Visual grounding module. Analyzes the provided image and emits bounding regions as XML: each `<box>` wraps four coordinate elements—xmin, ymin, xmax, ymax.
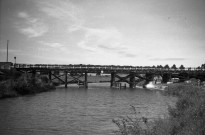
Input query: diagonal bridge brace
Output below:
<box><xmin>111</xmin><ymin>72</ymin><xmax>136</xmax><ymax>88</ymax></box>
<box><xmin>115</xmin><ymin>74</ymin><xmax>131</xmax><ymax>84</ymax></box>
<box><xmin>51</xmin><ymin>73</ymin><xmax>65</xmax><ymax>83</ymax></box>
<box><xmin>67</xmin><ymin>74</ymin><xmax>84</xmax><ymax>84</ymax></box>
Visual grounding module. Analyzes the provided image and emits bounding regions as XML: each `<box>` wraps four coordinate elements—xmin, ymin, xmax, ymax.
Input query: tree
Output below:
<box><xmin>171</xmin><ymin>64</ymin><xmax>177</xmax><ymax>69</ymax></box>
<box><xmin>196</xmin><ymin>66</ymin><xmax>201</xmax><ymax>69</ymax></box>
<box><xmin>179</xmin><ymin>65</ymin><xmax>185</xmax><ymax>70</ymax></box>
<box><xmin>164</xmin><ymin>64</ymin><xmax>170</xmax><ymax>69</ymax></box>
<box><xmin>157</xmin><ymin>65</ymin><xmax>163</xmax><ymax>68</ymax></box>
<box><xmin>201</xmin><ymin>64</ymin><xmax>205</xmax><ymax>69</ymax></box>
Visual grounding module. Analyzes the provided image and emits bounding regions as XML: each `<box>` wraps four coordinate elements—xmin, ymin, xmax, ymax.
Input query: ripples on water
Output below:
<box><xmin>0</xmin><ymin>83</ymin><xmax>176</xmax><ymax>135</ymax></box>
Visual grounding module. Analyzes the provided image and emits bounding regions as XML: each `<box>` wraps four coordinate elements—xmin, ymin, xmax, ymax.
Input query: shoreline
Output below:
<box><xmin>0</xmin><ymin>75</ymin><xmax>56</xmax><ymax>99</ymax></box>
<box><xmin>113</xmin><ymin>83</ymin><xmax>205</xmax><ymax>134</ymax></box>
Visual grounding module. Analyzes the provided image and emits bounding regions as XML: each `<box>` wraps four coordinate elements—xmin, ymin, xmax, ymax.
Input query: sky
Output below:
<box><xmin>0</xmin><ymin>0</ymin><xmax>205</xmax><ymax>67</ymax></box>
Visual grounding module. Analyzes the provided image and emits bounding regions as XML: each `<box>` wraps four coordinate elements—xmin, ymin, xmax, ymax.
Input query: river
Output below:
<box><xmin>0</xmin><ymin>83</ymin><xmax>176</xmax><ymax>135</ymax></box>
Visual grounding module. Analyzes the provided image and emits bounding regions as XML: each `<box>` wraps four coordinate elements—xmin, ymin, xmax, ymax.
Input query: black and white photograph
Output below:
<box><xmin>0</xmin><ymin>0</ymin><xmax>205</xmax><ymax>134</ymax></box>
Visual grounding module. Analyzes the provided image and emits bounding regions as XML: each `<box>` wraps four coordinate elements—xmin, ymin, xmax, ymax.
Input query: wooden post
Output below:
<box><xmin>65</xmin><ymin>71</ymin><xmax>67</xmax><ymax>88</ymax></box>
<box><xmin>129</xmin><ymin>72</ymin><xmax>135</xmax><ymax>88</ymax></box>
<box><xmin>49</xmin><ymin>71</ymin><xmax>52</xmax><ymax>83</ymax></box>
<box><xmin>32</xmin><ymin>70</ymin><xmax>36</xmax><ymax>78</ymax></box>
<box><xmin>144</xmin><ymin>73</ymin><xmax>154</xmax><ymax>87</ymax></box>
<box><xmin>110</xmin><ymin>72</ymin><xmax>115</xmax><ymax>87</ymax></box>
<box><xmin>32</xmin><ymin>70</ymin><xmax>36</xmax><ymax>85</ymax></box>
<box><xmin>84</xmin><ymin>72</ymin><xmax>88</xmax><ymax>88</ymax></box>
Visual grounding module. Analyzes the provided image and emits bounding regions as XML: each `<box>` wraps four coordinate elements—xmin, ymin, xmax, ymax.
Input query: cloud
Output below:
<box><xmin>16</xmin><ymin>11</ymin><xmax>48</xmax><ymax>38</ymax></box>
<box><xmin>39</xmin><ymin>41</ymin><xmax>64</xmax><ymax>48</ymax></box>
<box><xmin>98</xmin><ymin>44</ymin><xmax>125</xmax><ymax>50</ymax></box>
<box><xmin>37</xmin><ymin>0</ymin><xmax>78</xmax><ymax>19</ymax></box>
<box><xmin>36</xmin><ymin>0</ymin><xmax>83</xmax><ymax>33</ymax></box>
<box><xmin>117</xmin><ymin>51</ymin><xmax>137</xmax><ymax>58</ymax></box>
<box><xmin>125</xmin><ymin>54</ymin><xmax>137</xmax><ymax>58</ymax></box>
<box><xmin>78</xmin><ymin>27</ymin><xmax>126</xmax><ymax>52</ymax></box>
<box><xmin>18</xmin><ymin>12</ymin><xmax>29</xmax><ymax>18</ymax></box>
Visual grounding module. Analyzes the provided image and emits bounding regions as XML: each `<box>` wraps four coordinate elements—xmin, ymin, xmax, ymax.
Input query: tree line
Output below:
<box><xmin>150</xmin><ymin>63</ymin><xmax>205</xmax><ymax>69</ymax></box>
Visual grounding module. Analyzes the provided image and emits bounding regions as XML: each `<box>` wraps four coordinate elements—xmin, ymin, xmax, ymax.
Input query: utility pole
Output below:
<box><xmin>7</xmin><ymin>40</ymin><xmax>9</xmax><ymax>62</ymax></box>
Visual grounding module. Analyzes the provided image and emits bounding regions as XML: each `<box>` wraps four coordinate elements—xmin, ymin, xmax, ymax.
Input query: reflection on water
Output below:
<box><xmin>0</xmin><ymin>83</ymin><xmax>176</xmax><ymax>135</ymax></box>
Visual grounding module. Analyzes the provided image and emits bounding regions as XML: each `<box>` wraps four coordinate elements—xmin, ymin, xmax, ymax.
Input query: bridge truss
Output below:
<box><xmin>14</xmin><ymin>64</ymin><xmax>205</xmax><ymax>88</ymax></box>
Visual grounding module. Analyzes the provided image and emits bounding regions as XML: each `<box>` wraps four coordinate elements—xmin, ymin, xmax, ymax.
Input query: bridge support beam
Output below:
<box><xmin>49</xmin><ymin>71</ymin><xmax>52</xmax><ymax>83</ymax></box>
<box><xmin>84</xmin><ymin>72</ymin><xmax>88</xmax><ymax>88</ymax></box>
<box><xmin>66</xmin><ymin>73</ymin><xmax>88</xmax><ymax>88</ymax></box>
<box><xmin>110</xmin><ymin>72</ymin><xmax>116</xmax><ymax>87</ymax></box>
<box><xmin>129</xmin><ymin>72</ymin><xmax>135</xmax><ymax>88</ymax></box>
<box><xmin>31</xmin><ymin>70</ymin><xmax>36</xmax><ymax>85</ymax></box>
<box><xmin>65</xmin><ymin>71</ymin><xmax>68</xmax><ymax>88</ymax></box>
<box><xmin>144</xmin><ymin>73</ymin><xmax>154</xmax><ymax>85</ymax></box>
<box><xmin>110</xmin><ymin>72</ymin><xmax>136</xmax><ymax>89</ymax></box>
<box><xmin>32</xmin><ymin>70</ymin><xmax>36</xmax><ymax>78</ymax></box>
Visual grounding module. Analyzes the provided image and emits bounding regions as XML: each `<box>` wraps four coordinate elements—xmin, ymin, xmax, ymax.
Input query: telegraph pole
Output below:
<box><xmin>7</xmin><ymin>40</ymin><xmax>9</xmax><ymax>62</ymax></box>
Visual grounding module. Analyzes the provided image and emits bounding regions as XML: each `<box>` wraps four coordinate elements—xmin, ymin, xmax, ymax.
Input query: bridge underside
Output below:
<box><xmin>15</xmin><ymin>68</ymin><xmax>205</xmax><ymax>88</ymax></box>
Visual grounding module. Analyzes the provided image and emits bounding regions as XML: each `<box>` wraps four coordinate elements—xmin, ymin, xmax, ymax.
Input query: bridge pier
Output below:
<box><xmin>65</xmin><ymin>72</ymin><xmax>88</xmax><ymax>88</ymax></box>
<box><xmin>110</xmin><ymin>72</ymin><xmax>136</xmax><ymax>88</ymax></box>
<box><xmin>31</xmin><ymin>69</ymin><xmax>36</xmax><ymax>85</ymax></box>
<box><xmin>65</xmin><ymin>71</ymin><xmax>68</xmax><ymax>88</ymax></box>
<box><xmin>32</xmin><ymin>69</ymin><xmax>36</xmax><ymax>78</ymax></box>
<box><xmin>110</xmin><ymin>72</ymin><xmax>116</xmax><ymax>87</ymax></box>
<box><xmin>84</xmin><ymin>72</ymin><xmax>88</xmax><ymax>88</ymax></box>
<box><xmin>144</xmin><ymin>73</ymin><xmax>154</xmax><ymax>85</ymax></box>
<box><xmin>129</xmin><ymin>72</ymin><xmax>135</xmax><ymax>88</ymax></box>
<box><xmin>48</xmin><ymin>71</ymin><xmax>52</xmax><ymax>83</ymax></box>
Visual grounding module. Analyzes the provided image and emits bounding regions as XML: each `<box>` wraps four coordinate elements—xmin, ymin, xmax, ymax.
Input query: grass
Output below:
<box><xmin>113</xmin><ymin>83</ymin><xmax>205</xmax><ymax>135</ymax></box>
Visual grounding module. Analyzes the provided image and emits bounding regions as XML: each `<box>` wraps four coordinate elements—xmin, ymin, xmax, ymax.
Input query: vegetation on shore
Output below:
<box><xmin>0</xmin><ymin>70</ymin><xmax>55</xmax><ymax>99</ymax></box>
<box><xmin>113</xmin><ymin>83</ymin><xmax>205</xmax><ymax>135</ymax></box>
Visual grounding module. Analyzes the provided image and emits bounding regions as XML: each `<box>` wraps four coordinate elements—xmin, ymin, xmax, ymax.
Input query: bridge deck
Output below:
<box><xmin>14</xmin><ymin>64</ymin><xmax>205</xmax><ymax>74</ymax></box>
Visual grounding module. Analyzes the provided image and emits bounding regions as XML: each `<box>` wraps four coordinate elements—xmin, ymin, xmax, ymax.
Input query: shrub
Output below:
<box><xmin>0</xmin><ymin>73</ymin><xmax>55</xmax><ymax>98</ymax></box>
<box><xmin>41</xmin><ymin>75</ymin><xmax>49</xmax><ymax>83</ymax></box>
<box><xmin>0</xmin><ymin>80</ymin><xmax>18</xmax><ymax>98</ymax></box>
<box><xmin>113</xmin><ymin>84</ymin><xmax>205</xmax><ymax>135</ymax></box>
<box><xmin>113</xmin><ymin>106</ymin><xmax>153</xmax><ymax>135</ymax></box>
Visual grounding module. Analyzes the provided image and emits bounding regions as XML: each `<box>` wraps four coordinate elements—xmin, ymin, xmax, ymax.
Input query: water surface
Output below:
<box><xmin>0</xmin><ymin>83</ymin><xmax>176</xmax><ymax>135</ymax></box>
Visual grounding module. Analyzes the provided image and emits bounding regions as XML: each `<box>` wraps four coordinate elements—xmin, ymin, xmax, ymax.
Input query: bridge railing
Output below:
<box><xmin>13</xmin><ymin>63</ymin><xmax>205</xmax><ymax>72</ymax></box>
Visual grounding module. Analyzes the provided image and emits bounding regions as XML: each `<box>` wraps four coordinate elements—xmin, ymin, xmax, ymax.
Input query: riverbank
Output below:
<box><xmin>113</xmin><ymin>83</ymin><xmax>205</xmax><ymax>135</ymax></box>
<box><xmin>0</xmin><ymin>71</ymin><xmax>55</xmax><ymax>99</ymax></box>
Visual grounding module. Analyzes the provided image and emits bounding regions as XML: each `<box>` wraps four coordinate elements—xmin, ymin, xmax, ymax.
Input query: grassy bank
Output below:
<box><xmin>0</xmin><ymin>70</ymin><xmax>55</xmax><ymax>99</ymax></box>
<box><xmin>113</xmin><ymin>83</ymin><xmax>205</xmax><ymax>135</ymax></box>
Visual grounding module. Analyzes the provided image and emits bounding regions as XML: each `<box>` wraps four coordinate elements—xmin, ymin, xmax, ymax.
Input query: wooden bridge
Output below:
<box><xmin>14</xmin><ymin>64</ymin><xmax>205</xmax><ymax>88</ymax></box>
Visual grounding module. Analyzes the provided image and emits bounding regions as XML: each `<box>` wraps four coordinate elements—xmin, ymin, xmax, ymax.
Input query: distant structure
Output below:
<box><xmin>0</xmin><ymin>62</ymin><xmax>13</xmax><ymax>69</ymax></box>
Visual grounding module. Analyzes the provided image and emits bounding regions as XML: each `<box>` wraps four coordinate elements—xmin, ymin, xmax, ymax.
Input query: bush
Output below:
<box><xmin>0</xmin><ymin>74</ymin><xmax>55</xmax><ymax>98</ymax></box>
<box><xmin>0</xmin><ymin>80</ymin><xmax>18</xmax><ymax>98</ymax></box>
<box><xmin>112</xmin><ymin>106</ymin><xmax>153</xmax><ymax>135</ymax></box>
<box><xmin>113</xmin><ymin>84</ymin><xmax>205</xmax><ymax>135</ymax></box>
<box><xmin>41</xmin><ymin>75</ymin><xmax>49</xmax><ymax>83</ymax></box>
